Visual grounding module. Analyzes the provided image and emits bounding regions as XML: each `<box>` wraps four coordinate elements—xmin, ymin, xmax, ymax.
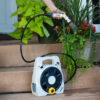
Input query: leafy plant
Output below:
<box><xmin>54</xmin><ymin>0</ymin><xmax>99</xmax><ymax>78</ymax></box>
<box><xmin>9</xmin><ymin>0</ymin><xmax>54</xmax><ymax>43</ymax></box>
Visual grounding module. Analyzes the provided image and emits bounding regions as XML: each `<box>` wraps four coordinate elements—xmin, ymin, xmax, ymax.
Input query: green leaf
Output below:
<box><xmin>22</xmin><ymin>38</ymin><xmax>28</xmax><ymax>44</ymax></box>
<box><xmin>13</xmin><ymin>22</ymin><xmax>19</xmax><ymax>27</ymax></box>
<box><xmin>29</xmin><ymin>24</ymin><xmax>44</xmax><ymax>37</ymax></box>
<box><xmin>45</xmin><ymin>6</ymin><xmax>50</xmax><ymax>12</ymax></box>
<box><xmin>24</xmin><ymin>29</ymin><xmax>31</xmax><ymax>35</ymax></box>
<box><xmin>35</xmin><ymin>17</ymin><xmax>43</xmax><ymax>26</ymax></box>
<box><xmin>9</xmin><ymin>28</ymin><xmax>22</xmax><ymax>39</ymax></box>
<box><xmin>17</xmin><ymin>7</ymin><xmax>25</xmax><ymax>14</ymax></box>
<box><xmin>22</xmin><ymin>33</ymin><xmax>33</xmax><ymax>44</ymax></box>
<box><xmin>10</xmin><ymin>11</ymin><xmax>17</xmax><ymax>17</ymax></box>
<box><xmin>41</xmin><ymin>25</ymin><xmax>50</xmax><ymax>37</ymax></box>
<box><xmin>16</xmin><ymin>0</ymin><xmax>25</xmax><ymax>6</ymax></box>
<box><xmin>24</xmin><ymin>7</ymin><xmax>33</xmax><ymax>16</ymax></box>
<box><xmin>28</xmin><ymin>19</ymin><xmax>42</xmax><ymax>30</ymax></box>
<box><xmin>28</xmin><ymin>18</ymin><xmax>44</xmax><ymax>37</ymax></box>
<box><xmin>44</xmin><ymin>17</ymin><xmax>54</xmax><ymax>26</ymax></box>
<box><xmin>19</xmin><ymin>18</ymin><xmax>27</xmax><ymax>28</ymax></box>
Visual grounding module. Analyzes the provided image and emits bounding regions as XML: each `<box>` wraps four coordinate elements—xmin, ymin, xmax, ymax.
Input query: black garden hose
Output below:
<box><xmin>20</xmin><ymin>13</ymin><xmax>78</xmax><ymax>84</ymax></box>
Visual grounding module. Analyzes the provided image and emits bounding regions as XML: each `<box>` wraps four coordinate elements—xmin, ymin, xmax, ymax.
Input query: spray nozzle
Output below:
<box><xmin>50</xmin><ymin>13</ymin><xmax>71</xmax><ymax>22</ymax></box>
<box><xmin>47</xmin><ymin>13</ymin><xmax>78</xmax><ymax>31</ymax></box>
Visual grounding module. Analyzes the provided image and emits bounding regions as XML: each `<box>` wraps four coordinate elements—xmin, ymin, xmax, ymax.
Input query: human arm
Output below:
<box><xmin>42</xmin><ymin>0</ymin><xmax>64</xmax><ymax>14</ymax></box>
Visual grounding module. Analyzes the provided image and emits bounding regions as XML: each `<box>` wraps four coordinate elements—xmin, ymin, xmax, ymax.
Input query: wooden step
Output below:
<box><xmin>0</xmin><ymin>66</ymin><xmax>100</xmax><ymax>93</ymax></box>
<box><xmin>0</xmin><ymin>41</ymin><xmax>100</xmax><ymax>68</ymax></box>
<box><xmin>0</xmin><ymin>43</ymin><xmax>62</xmax><ymax>67</ymax></box>
<box><xmin>0</xmin><ymin>88</ymin><xmax>100</xmax><ymax>100</ymax></box>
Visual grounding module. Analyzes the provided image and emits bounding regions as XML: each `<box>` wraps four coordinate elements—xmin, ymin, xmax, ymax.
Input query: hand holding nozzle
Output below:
<box><xmin>52</xmin><ymin>13</ymin><xmax>71</xmax><ymax>23</ymax></box>
<box><xmin>51</xmin><ymin>13</ymin><xmax>78</xmax><ymax>31</ymax></box>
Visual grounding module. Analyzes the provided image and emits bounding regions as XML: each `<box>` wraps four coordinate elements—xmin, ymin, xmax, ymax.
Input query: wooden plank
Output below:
<box><xmin>65</xmin><ymin>66</ymin><xmax>100</xmax><ymax>90</ymax></box>
<box><xmin>0</xmin><ymin>41</ymin><xmax>100</xmax><ymax>67</ymax></box>
<box><xmin>0</xmin><ymin>66</ymin><xmax>100</xmax><ymax>93</ymax></box>
<box><xmin>0</xmin><ymin>88</ymin><xmax>100</xmax><ymax>100</ymax></box>
<box><xmin>0</xmin><ymin>43</ymin><xmax>62</xmax><ymax>67</ymax></box>
<box><xmin>0</xmin><ymin>67</ymin><xmax>33</xmax><ymax>92</ymax></box>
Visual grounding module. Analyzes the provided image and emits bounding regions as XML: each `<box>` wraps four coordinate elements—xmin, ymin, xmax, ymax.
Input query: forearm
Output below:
<box><xmin>42</xmin><ymin>0</ymin><xmax>57</xmax><ymax>12</ymax></box>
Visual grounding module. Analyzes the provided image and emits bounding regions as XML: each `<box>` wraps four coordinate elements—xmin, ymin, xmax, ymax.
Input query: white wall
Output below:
<box><xmin>93</xmin><ymin>0</ymin><xmax>100</xmax><ymax>33</ymax></box>
<box><xmin>0</xmin><ymin>0</ymin><xmax>17</xmax><ymax>34</ymax></box>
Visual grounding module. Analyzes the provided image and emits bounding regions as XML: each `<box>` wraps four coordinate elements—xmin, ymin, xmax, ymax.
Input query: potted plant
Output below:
<box><xmin>54</xmin><ymin>0</ymin><xmax>98</xmax><ymax>78</ymax></box>
<box><xmin>9</xmin><ymin>0</ymin><xmax>54</xmax><ymax>44</ymax></box>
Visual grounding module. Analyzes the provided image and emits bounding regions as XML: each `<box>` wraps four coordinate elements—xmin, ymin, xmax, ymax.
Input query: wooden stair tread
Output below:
<box><xmin>0</xmin><ymin>43</ymin><xmax>62</xmax><ymax>67</ymax></box>
<box><xmin>0</xmin><ymin>66</ymin><xmax>100</xmax><ymax>93</ymax></box>
<box><xmin>0</xmin><ymin>66</ymin><xmax>33</xmax><ymax>72</ymax></box>
<box><xmin>0</xmin><ymin>67</ymin><xmax>33</xmax><ymax>93</ymax></box>
<box><xmin>0</xmin><ymin>41</ymin><xmax>100</xmax><ymax>68</ymax></box>
<box><xmin>0</xmin><ymin>88</ymin><xmax>100</xmax><ymax>100</ymax></box>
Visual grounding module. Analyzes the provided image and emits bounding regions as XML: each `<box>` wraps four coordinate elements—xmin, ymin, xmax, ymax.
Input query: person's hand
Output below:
<box><xmin>50</xmin><ymin>8</ymin><xmax>65</xmax><ymax>19</ymax></box>
<box><xmin>42</xmin><ymin>0</ymin><xmax>65</xmax><ymax>19</ymax></box>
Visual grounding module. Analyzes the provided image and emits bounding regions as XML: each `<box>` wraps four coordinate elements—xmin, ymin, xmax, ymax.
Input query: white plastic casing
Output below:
<box><xmin>31</xmin><ymin>56</ymin><xmax>64</xmax><ymax>96</ymax></box>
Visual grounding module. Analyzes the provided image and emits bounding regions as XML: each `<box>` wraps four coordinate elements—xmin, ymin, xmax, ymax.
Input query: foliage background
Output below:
<box><xmin>9</xmin><ymin>0</ymin><xmax>54</xmax><ymax>43</ymax></box>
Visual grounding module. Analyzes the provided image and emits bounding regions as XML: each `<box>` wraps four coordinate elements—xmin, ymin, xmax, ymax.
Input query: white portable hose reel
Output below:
<box><xmin>32</xmin><ymin>56</ymin><xmax>64</xmax><ymax>96</ymax></box>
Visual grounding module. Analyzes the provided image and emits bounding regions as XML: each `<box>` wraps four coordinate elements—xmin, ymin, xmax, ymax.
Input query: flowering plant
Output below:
<box><xmin>54</xmin><ymin>0</ymin><xmax>97</xmax><ymax>41</ymax></box>
<box><xmin>78</xmin><ymin>21</ymin><xmax>96</xmax><ymax>39</ymax></box>
<box><xmin>54</xmin><ymin>20</ymin><xmax>96</xmax><ymax>42</ymax></box>
<box><xmin>54</xmin><ymin>19</ymin><xmax>97</xmax><ymax>78</ymax></box>
<box><xmin>53</xmin><ymin>0</ymin><xmax>98</xmax><ymax>78</ymax></box>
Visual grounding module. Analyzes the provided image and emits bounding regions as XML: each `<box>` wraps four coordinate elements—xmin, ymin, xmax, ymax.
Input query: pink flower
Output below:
<box><xmin>82</xmin><ymin>34</ymin><xmax>86</xmax><ymax>38</ymax></box>
<box><xmin>66</xmin><ymin>27</ymin><xmax>70</xmax><ymax>31</ymax></box>
<box><xmin>54</xmin><ymin>26</ymin><xmax>59</xmax><ymax>32</ymax></box>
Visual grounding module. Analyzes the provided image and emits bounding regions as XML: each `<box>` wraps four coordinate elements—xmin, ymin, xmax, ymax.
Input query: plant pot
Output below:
<box><xmin>77</xmin><ymin>41</ymin><xmax>92</xmax><ymax>60</ymax></box>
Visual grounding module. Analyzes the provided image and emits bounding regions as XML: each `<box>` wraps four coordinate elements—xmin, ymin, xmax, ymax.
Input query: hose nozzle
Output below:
<box><xmin>47</xmin><ymin>13</ymin><xmax>78</xmax><ymax>31</ymax></box>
